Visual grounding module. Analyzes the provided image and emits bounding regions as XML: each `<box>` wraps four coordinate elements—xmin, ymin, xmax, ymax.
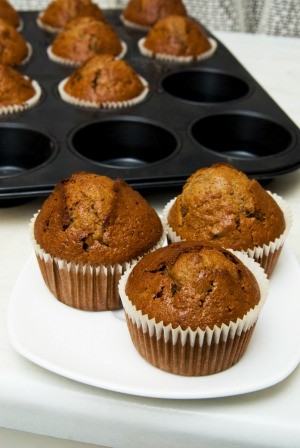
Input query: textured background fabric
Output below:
<box><xmin>10</xmin><ymin>0</ymin><xmax>300</xmax><ymax>36</ymax></box>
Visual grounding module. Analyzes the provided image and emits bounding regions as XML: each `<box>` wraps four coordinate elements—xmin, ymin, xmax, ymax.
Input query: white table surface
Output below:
<box><xmin>1</xmin><ymin>31</ymin><xmax>300</xmax><ymax>448</ymax></box>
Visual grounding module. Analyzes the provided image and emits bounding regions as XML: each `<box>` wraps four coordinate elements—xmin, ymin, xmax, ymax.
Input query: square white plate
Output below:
<box><xmin>8</xmin><ymin>246</ymin><xmax>300</xmax><ymax>399</ymax></box>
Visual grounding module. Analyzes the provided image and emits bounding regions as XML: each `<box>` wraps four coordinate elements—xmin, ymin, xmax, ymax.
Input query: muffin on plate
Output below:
<box><xmin>37</xmin><ymin>0</ymin><xmax>105</xmax><ymax>33</ymax></box>
<box><xmin>119</xmin><ymin>241</ymin><xmax>268</xmax><ymax>376</ymax></box>
<box><xmin>121</xmin><ymin>0</ymin><xmax>187</xmax><ymax>30</ymax></box>
<box><xmin>138</xmin><ymin>15</ymin><xmax>217</xmax><ymax>63</ymax></box>
<box><xmin>31</xmin><ymin>171</ymin><xmax>165</xmax><ymax>311</ymax></box>
<box><xmin>0</xmin><ymin>18</ymin><xmax>31</xmax><ymax>66</ymax></box>
<box><xmin>0</xmin><ymin>64</ymin><xmax>42</xmax><ymax>114</ymax></box>
<box><xmin>58</xmin><ymin>54</ymin><xmax>149</xmax><ymax>109</ymax></box>
<box><xmin>48</xmin><ymin>16</ymin><xmax>126</xmax><ymax>66</ymax></box>
<box><xmin>0</xmin><ymin>0</ymin><xmax>22</xmax><ymax>29</ymax></box>
<box><xmin>163</xmin><ymin>164</ymin><xmax>292</xmax><ymax>277</ymax></box>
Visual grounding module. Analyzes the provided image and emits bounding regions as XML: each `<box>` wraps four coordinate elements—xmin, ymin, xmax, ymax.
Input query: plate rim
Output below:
<box><xmin>8</xmin><ymin>247</ymin><xmax>300</xmax><ymax>400</ymax></box>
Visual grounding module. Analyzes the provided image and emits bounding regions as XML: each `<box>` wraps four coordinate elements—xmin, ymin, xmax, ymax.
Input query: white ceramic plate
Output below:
<box><xmin>8</xmin><ymin>246</ymin><xmax>300</xmax><ymax>399</ymax></box>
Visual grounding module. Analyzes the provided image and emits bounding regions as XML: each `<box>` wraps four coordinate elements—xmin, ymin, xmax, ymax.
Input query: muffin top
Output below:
<box><xmin>0</xmin><ymin>18</ymin><xmax>28</xmax><ymax>66</ymax></box>
<box><xmin>50</xmin><ymin>17</ymin><xmax>123</xmax><ymax>64</ymax></box>
<box><xmin>143</xmin><ymin>15</ymin><xmax>211</xmax><ymax>57</ymax></box>
<box><xmin>62</xmin><ymin>55</ymin><xmax>146</xmax><ymax>103</ymax></box>
<box><xmin>123</xmin><ymin>0</ymin><xmax>186</xmax><ymax>28</ymax></box>
<box><xmin>34</xmin><ymin>172</ymin><xmax>163</xmax><ymax>265</ymax></box>
<box><xmin>38</xmin><ymin>0</ymin><xmax>105</xmax><ymax>31</ymax></box>
<box><xmin>168</xmin><ymin>164</ymin><xmax>286</xmax><ymax>250</ymax></box>
<box><xmin>125</xmin><ymin>242</ymin><xmax>260</xmax><ymax>331</ymax></box>
<box><xmin>0</xmin><ymin>64</ymin><xmax>36</xmax><ymax>106</ymax></box>
<box><xmin>0</xmin><ymin>0</ymin><xmax>21</xmax><ymax>28</ymax></box>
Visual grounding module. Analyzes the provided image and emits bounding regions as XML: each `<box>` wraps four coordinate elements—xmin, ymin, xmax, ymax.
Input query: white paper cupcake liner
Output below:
<box><xmin>119</xmin><ymin>250</ymin><xmax>268</xmax><ymax>375</ymax></box>
<box><xmin>30</xmin><ymin>212</ymin><xmax>166</xmax><ymax>311</ymax></box>
<box><xmin>18</xmin><ymin>42</ymin><xmax>32</xmax><ymax>66</ymax></box>
<box><xmin>163</xmin><ymin>191</ymin><xmax>292</xmax><ymax>277</ymax></box>
<box><xmin>47</xmin><ymin>40</ymin><xmax>127</xmax><ymax>66</ymax></box>
<box><xmin>58</xmin><ymin>75</ymin><xmax>149</xmax><ymax>109</ymax></box>
<box><xmin>119</xmin><ymin>14</ymin><xmax>151</xmax><ymax>31</ymax></box>
<box><xmin>16</xmin><ymin>18</ymin><xmax>24</xmax><ymax>32</ymax></box>
<box><xmin>138</xmin><ymin>37</ymin><xmax>217</xmax><ymax>63</ymax></box>
<box><xmin>0</xmin><ymin>79</ymin><xmax>42</xmax><ymax>116</ymax></box>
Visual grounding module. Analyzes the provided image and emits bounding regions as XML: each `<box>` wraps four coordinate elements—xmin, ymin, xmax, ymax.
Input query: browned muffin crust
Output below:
<box><xmin>51</xmin><ymin>17</ymin><xmax>123</xmax><ymax>64</ymax></box>
<box><xmin>0</xmin><ymin>0</ymin><xmax>21</xmax><ymax>28</ymax></box>
<box><xmin>143</xmin><ymin>15</ymin><xmax>211</xmax><ymax>56</ymax></box>
<box><xmin>39</xmin><ymin>0</ymin><xmax>105</xmax><ymax>30</ymax></box>
<box><xmin>126</xmin><ymin>242</ymin><xmax>260</xmax><ymax>331</ymax></box>
<box><xmin>34</xmin><ymin>172</ymin><xmax>163</xmax><ymax>265</ymax></box>
<box><xmin>123</xmin><ymin>0</ymin><xmax>187</xmax><ymax>27</ymax></box>
<box><xmin>63</xmin><ymin>55</ymin><xmax>145</xmax><ymax>103</ymax></box>
<box><xmin>168</xmin><ymin>164</ymin><xmax>285</xmax><ymax>250</ymax></box>
<box><xmin>0</xmin><ymin>64</ymin><xmax>36</xmax><ymax>106</ymax></box>
<box><xmin>0</xmin><ymin>18</ymin><xmax>28</xmax><ymax>66</ymax></box>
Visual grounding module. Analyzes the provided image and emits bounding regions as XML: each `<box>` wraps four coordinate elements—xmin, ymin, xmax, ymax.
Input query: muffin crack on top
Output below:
<box><xmin>126</xmin><ymin>243</ymin><xmax>260</xmax><ymax>330</ymax></box>
<box><xmin>34</xmin><ymin>172</ymin><xmax>163</xmax><ymax>265</ymax></box>
<box><xmin>169</xmin><ymin>164</ymin><xmax>285</xmax><ymax>249</ymax></box>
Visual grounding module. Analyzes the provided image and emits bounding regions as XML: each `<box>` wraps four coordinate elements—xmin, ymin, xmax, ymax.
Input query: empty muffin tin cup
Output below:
<box><xmin>70</xmin><ymin>117</ymin><xmax>179</xmax><ymax>168</ymax></box>
<box><xmin>0</xmin><ymin>124</ymin><xmax>57</xmax><ymax>178</ymax></box>
<box><xmin>162</xmin><ymin>69</ymin><xmax>250</xmax><ymax>103</ymax></box>
<box><xmin>190</xmin><ymin>113</ymin><xmax>293</xmax><ymax>159</ymax></box>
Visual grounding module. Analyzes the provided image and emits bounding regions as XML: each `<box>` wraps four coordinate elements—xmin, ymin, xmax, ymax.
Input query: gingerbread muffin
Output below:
<box><xmin>0</xmin><ymin>0</ymin><xmax>21</xmax><ymax>28</ymax></box>
<box><xmin>139</xmin><ymin>15</ymin><xmax>217</xmax><ymax>62</ymax></box>
<box><xmin>58</xmin><ymin>54</ymin><xmax>148</xmax><ymax>108</ymax></box>
<box><xmin>48</xmin><ymin>16</ymin><xmax>126</xmax><ymax>66</ymax></box>
<box><xmin>0</xmin><ymin>64</ymin><xmax>41</xmax><ymax>114</ymax></box>
<box><xmin>32</xmin><ymin>171</ymin><xmax>165</xmax><ymax>311</ymax></box>
<box><xmin>121</xmin><ymin>0</ymin><xmax>187</xmax><ymax>30</ymax></box>
<box><xmin>119</xmin><ymin>242</ymin><xmax>268</xmax><ymax>376</ymax></box>
<box><xmin>37</xmin><ymin>0</ymin><xmax>105</xmax><ymax>33</ymax></box>
<box><xmin>164</xmin><ymin>164</ymin><xmax>292</xmax><ymax>276</ymax></box>
<box><xmin>0</xmin><ymin>18</ymin><xmax>31</xmax><ymax>66</ymax></box>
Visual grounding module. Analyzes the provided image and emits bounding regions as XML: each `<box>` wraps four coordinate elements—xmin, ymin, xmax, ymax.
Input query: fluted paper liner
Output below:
<box><xmin>138</xmin><ymin>37</ymin><xmax>217</xmax><ymax>63</ymax></box>
<box><xmin>0</xmin><ymin>79</ymin><xmax>42</xmax><ymax>116</ymax></box>
<box><xmin>20</xmin><ymin>42</ymin><xmax>33</xmax><ymax>65</ymax></box>
<box><xmin>30</xmin><ymin>213</ymin><xmax>166</xmax><ymax>311</ymax></box>
<box><xmin>119</xmin><ymin>251</ymin><xmax>269</xmax><ymax>375</ymax></box>
<box><xmin>47</xmin><ymin>41</ymin><xmax>128</xmax><ymax>66</ymax></box>
<box><xmin>163</xmin><ymin>191</ymin><xmax>292</xmax><ymax>277</ymax></box>
<box><xmin>17</xmin><ymin>19</ymin><xmax>23</xmax><ymax>32</ymax></box>
<box><xmin>58</xmin><ymin>75</ymin><xmax>149</xmax><ymax>109</ymax></box>
<box><xmin>36</xmin><ymin>13</ymin><xmax>63</xmax><ymax>33</ymax></box>
<box><xmin>119</xmin><ymin>14</ymin><xmax>151</xmax><ymax>32</ymax></box>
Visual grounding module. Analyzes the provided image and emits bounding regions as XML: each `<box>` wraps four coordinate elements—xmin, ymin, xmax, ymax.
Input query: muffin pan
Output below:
<box><xmin>0</xmin><ymin>10</ymin><xmax>299</xmax><ymax>201</ymax></box>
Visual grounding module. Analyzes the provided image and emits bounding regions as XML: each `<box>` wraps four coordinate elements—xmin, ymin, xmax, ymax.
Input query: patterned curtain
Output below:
<box><xmin>10</xmin><ymin>0</ymin><xmax>300</xmax><ymax>36</ymax></box>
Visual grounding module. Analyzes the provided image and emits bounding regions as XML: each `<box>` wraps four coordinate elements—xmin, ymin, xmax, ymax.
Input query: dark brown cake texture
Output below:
<box><xmin>168</xmin><ymin>163</ymin><xmax>285</xmax><ymax>250</ymax></box>
<box><xmin>125</xmin><ymin>242</ymin><xmax>260</xmax><ymax>330</ymax></box>
<box><xmin>0</xmin><ymin>64</ymin><xmax>37</xmax><ymax>108</ymax></box>
<box><xmin>50</xmin><ymin>17</ymin><xmax>124</xmax><ymax>65</ymax></box>
<box><xmin>0</xmin><ymin>18</ymin><xmax>29</xmax><ymax>66</ymax></box>
<box><xmin>122</xmin><ymin>0</ymin><xmax>187</xmax><ymax>29</ymax></box>
<box><xmin>60</xmin><ymin>55</ymin><xmax>147</xmax><ymax>106</ymax></box>
<box><xmin>37</xmin><ymin>0</ymin><xmax>105</xmax><ymax>32</ymax></box>
<box><xmin>34</xmin><ymin>172</ymin><xmax>163</xmax><ymax>265</ymax></box>
<box><xmin>0</xmin><ymin>0</ymin><xmax>21</xmax><ymax>28</ymax></box>
<box><xmin>142</xmin><ymin>15</ymin><xmax>212</xmax><ymax>58</ymax></box>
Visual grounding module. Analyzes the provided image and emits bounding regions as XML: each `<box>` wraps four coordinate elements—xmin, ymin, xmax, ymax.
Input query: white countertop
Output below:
<box><xmin>1</xmin><ymin>31</ymin><xmax>300</xmax><ymax>448</ymax></box>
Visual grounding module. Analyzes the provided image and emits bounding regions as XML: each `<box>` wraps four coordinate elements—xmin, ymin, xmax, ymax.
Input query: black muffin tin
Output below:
<box><xmin>0</xmin><ymin>10</ymin><xmax>299</xmax><ymax>200</ymax></box>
